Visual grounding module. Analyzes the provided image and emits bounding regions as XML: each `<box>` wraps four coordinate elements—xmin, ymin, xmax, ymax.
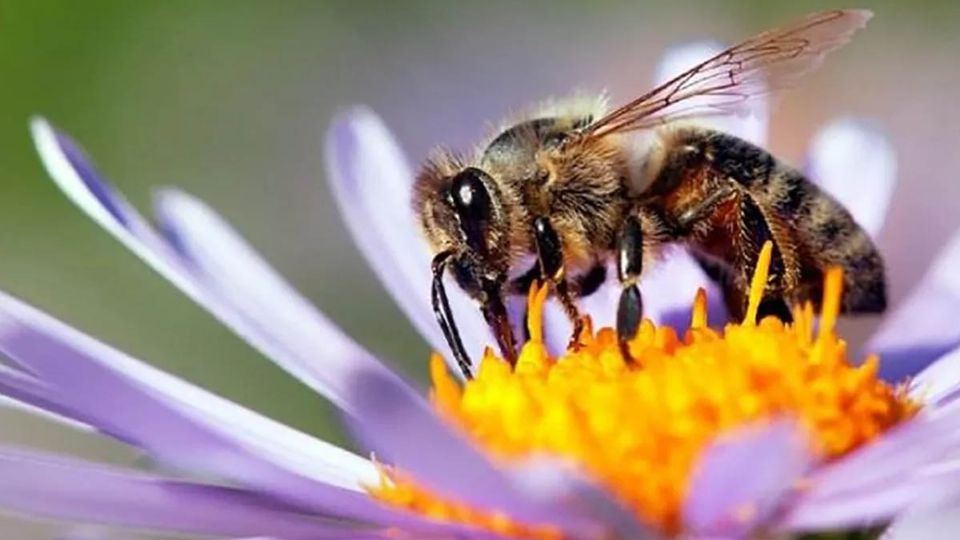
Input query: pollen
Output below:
<box><xmin>369</xmin><ymin>243</ymin><xmax>917</xmax><ymax>536</ymax></box>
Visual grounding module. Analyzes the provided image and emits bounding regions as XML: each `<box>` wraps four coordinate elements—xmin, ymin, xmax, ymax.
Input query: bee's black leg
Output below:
<box><xmin>510</xmin><ymin>263</ymin><xmax>605</xmax><ymax>343</ymax></box>
<box><xmin>616</xmin><ymin>215</ymin><xmax>645</xmax><ymax>362</ymax></box>
<box><xmin>533</xmin><ymin>217</ymin><xmax>584</xmax><ymax>348</ymax></box>
<box><xmin>431</xmin><ymin>251</ymin><xmax>473</xmax><ymax>379</ymax></box>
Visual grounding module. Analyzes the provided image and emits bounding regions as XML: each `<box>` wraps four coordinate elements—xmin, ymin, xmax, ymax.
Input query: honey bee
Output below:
<box><xmin>412</xmin><ymin>9</ymin><xmax>885</xmax><ymax>378</ymax></box>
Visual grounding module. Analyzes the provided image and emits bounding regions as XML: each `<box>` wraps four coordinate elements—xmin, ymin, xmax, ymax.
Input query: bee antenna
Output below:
<box><xmin>431</xmin><ymin>251</ymin><xmax>474</xmax><ymax>379</ymax></box>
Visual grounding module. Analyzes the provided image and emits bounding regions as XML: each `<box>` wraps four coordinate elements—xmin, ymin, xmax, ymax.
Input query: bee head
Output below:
<box><xmin>412</xmin><ymin>156</ymin><xmax>514</xmax><ymax>300</ymax></box>
<box><xmin>443</xmin><ymin>166</ymin><xmax>511</xmax><ymax>295</ymax></box>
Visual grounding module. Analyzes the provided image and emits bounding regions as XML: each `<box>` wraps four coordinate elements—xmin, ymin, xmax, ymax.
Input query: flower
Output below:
<box><xmin>2</xmin><ymin>42</ymin><xmax>960</xmax><ymax>540</ymax></box>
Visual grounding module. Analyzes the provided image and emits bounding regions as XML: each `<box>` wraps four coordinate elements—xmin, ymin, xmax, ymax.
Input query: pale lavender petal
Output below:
<box><xmin>806</xmin><ymin>119</ymin><xmax>896</xmax><ymax>239</ymax></box>
<box><xmin>684</xmin><ymin>419</ymin><xmax>812</xmax><ymax>537</ymax></box>
<box><xmin>510</xmin><ymin>459</ymin><xmax>661</xmax><ymax>540</ymax></box>
<box><xmin>781</xmin><ymin>461</ymin><xmax>960</xmax><ymax>531</ymax></box>
<box><xmin>0</xmin><ymin>446</ymin><xmax>380</xmax><ymax>539</ymax></box>
<box><xmin>33</xmin><ymin>117</ymin><xmax>424</xmax><ymax>418</ymax></box>
<box><xmin>325</xmin><ymin>108</ymin><xmax>494</xmax><ymax>373</ymax></box>
<box><xmin>153</xmin><ymin>189</ymin><xmax>424</xmax><ymax>413</ymax></box>
<box><xmin>0</xmin><ymin>395</ymin><xmax>93</xmax><ymax>433</ymax></box>
<box><xmin>884</xmin><ymin>496</ymin><xmax>960</xmax><ymax>540</ymax></box>
<box><xmin>347</xmin><ymin>370</ymin><xmax>607</xmax><ymax>537</ymax></box>
<box><xmin>790</xmin><ymin>403</ymin><xmax>960</xmax><ymax>510</ymax></box>
<box><xmin>641</xmin><ymin>249</ymin><xmax>718</xmax><ymax>327</ymax></box>
<box><xmin>910</xmin><ymin>347</ymin><xmax>960</xmax><ymax>407</ymax></box>
<box><xmin>654</xmin><ymin>41</ymin><xmax>769</xmax><ymax>145</ymax></box>
<box><xmin>30</xmin><ymin>118</ymin><xmax>526</xmax><ymax>535</ymax></box>
<box><xmin>867</xmin><ymin>229</ymin><xmax>960</xmax><ymax>381</ymax></box>
<box><xmin>0</xmin><ymin>289</ymin><xmax>425</xmax><ymax>525</ymax></box>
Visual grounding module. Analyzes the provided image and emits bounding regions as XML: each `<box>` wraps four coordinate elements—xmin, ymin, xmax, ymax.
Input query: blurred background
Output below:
<box><xmin>0</xmin><ymin>0</ymin><xmax>958</xmax><ymax>537</ymax></box>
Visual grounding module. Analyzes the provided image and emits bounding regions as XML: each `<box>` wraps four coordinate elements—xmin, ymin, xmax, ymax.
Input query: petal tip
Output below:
<box><xmin>807</xmin><ymin>117</ymin><xmax>897</xmax><ymax>237</ymax></box>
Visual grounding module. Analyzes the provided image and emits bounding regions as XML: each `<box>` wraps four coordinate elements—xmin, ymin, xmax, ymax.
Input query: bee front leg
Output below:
<box><xmin>532</xmin><ymin>216</ymin><xmax>584</xmax><ymax>348</ymax></box>
<box><xmin>616</xmin><ymin>215</ymin><xmax>645</xmax><ymax>362</ymax></box>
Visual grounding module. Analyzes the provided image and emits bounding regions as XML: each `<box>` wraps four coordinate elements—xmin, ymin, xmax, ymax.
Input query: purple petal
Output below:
<box><xmin>909</xmin><ymin>347</ymin><xmax>960</xmax><ymax>407</ymax></box>
<box><xmin>0</xmin><ymin>289</ymin><xmax>427</xmax><ymax>525</ymax></box>
<box><xmin>0</xmin><ymin>446</ymin><xmax>381</xmax><ymax>539</ymax></box>
<box><xmin>883</xmin><ymin>497</ymin><xmax>960</xmax><ymax>540</ymax></box>
<box><xmin>30</xmin><ymin>117</ymin><xmax>532</xmax><ymax>536</ymax></box>
<box><xmin>781</xmin><ymin>403</ymin><xmax>960</xmax><ymax>530</ymax></box>
<box><xmin>806</xmin><ymin>119</ymin><xmax>896</xmax><ymax>239</ymax></box>
<box><xmin>510</xmin><ymin>459</ymin><xmax>662</xmax><ymax>540</ymax></box>
<box><xmin>346</xmin><ymin>370</ymin><xmax>620</xmax><ymax>537</ymax></box>
<box><xmin>654</xmin><ymin>41</ymin><xmax>769</xmax><ymax>145</ymax></box>
<box><xmin>867</xmin><ymin>230</ymin><xmax>960</xmax><ymax>382</ymax></box>
<box><xmin>683</xmin><ymin>419</ymin><xmax>812</xmax><ymax>537</ymax></box>
<box><xmin>33</xmin><ymin>117</ymin><xmax>424</xmax><ymax>419</ymax></box>
<box><xmin>152</xmin><ymin>189</ymin><xmax>424</xmax><ymax>415</ymax></box>
<box><xmin>325</xmin><ymin>108</ymin><xmax>494</xmax><ymax>373</ymax></box>
<box><xmin>781</xmin><ymin>461</ymin><xmax>960</xmax><ymax>531</ymax></box>
<box><xmin>641</xmin><ymin>250</ymin><xmax>719</xmax><ymax>327</ymax></box>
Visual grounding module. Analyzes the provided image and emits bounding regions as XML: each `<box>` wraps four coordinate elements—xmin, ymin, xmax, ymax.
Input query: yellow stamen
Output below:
<box><xmin>369</xmin><ymin>251</ymin><xmax>918</xmax><ymax>536</ymax></box>
<box><xmin>691</xmin><ymin>287</ymin><xmax>708</xmax><ymax>329</ymax></box>
<box><xmin>744</xmin><ymin>241</ymin><xmax>773</xmax><ymax>325</ymax></box>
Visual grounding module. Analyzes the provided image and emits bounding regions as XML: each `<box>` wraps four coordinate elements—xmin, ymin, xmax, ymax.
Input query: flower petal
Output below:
<box><xmin>33</xmin><ymin>120</ymin><xmax>442</xmax><ymax>431</ymax></box>
<box><xmin>346</xmin><ymin>370</ymin><xmax>618</xmax><ymax>537</ymax></box>
<box><xmin>683</xmin><ymin>419</ymin><xmax>812</xmax><ymax>537</ymax></box>
<box><xmin>805</xmin><ymin>119</ymin><xmax>896</xmax><ymax>239</ymax></box>
<box><xmin>0</xmin><ymin>446</ymin><xmax>380</xmax><ymax>539</ymax></box>
<box><xmin>654</xmin><ymin>41</ymin><xmax>769</xmax><ymax>145</ymax></box>
<box><xmin>782</xmin><ymin>403</ymin><xmax>960</xmax><ymax>530</ymax></box>
<box><xmin>0</xmin><ymin>289</ymin><xmax>420</xmax><ymax>525</ymax></box>
<box><xmin>883</xmin><ymin>496</ymin><xmax>960</xmax><ymax>540</ymax></box>
<box><xmin>510</xmin><ymin>458</ymin><xmax>662</xmax><ymax>540</ymax></box>
<box><xmin>867</xmin><ymin>229</ymin><xmax>960</xmax><ymax>382</ymax></box>
<box><xmin>909</xmin><ymin>347</ymin><xmax>960</xmax><ymax>407</ymax></box>
<box><xmin>781</xmin><ymin>461</ymin><xmax>960</xmax><ymax>531</ymax></box>
<box><xmin>152</xmin><ymin>189</ymin><xmax>424</xmax><ymax>410</ymax></box>
<box><xmin>325</xmin><ymin>108</ymin><xmax>494</xmax><ymax>372</ymax></box>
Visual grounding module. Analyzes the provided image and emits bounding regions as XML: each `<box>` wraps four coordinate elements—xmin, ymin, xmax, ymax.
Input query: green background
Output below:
<box><xmin>0</xmin><ymin>1</ymin><xmax>959</xmax><ymax>537</ymax></box>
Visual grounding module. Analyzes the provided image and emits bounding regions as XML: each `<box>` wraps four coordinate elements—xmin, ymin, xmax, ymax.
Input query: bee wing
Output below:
<box><xmin>585</xmin><ymin>9</ymin><xmax>872</xmax><ymax>138</ymax></box>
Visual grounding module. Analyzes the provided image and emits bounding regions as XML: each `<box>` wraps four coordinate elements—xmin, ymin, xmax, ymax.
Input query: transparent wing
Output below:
<box><xmin>586</xmin><ymin>9</ymin><xmax>872</xmax><ymax>138</ymax></box>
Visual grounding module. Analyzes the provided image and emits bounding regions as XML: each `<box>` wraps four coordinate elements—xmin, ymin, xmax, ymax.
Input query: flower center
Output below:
<box><xmin>369</xmin><ymin>244</ymin><xmax>917</xmax><ymax>536</ymax></box>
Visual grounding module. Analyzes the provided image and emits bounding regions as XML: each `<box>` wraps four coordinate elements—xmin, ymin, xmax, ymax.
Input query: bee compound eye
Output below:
<box><xmin>451</xmin><ymin>167</ymin><xmax>493</xmax><ymax>223</ymax></box>
<box><xmin>450</xmin><ymin>168</ymin><xmax>497</xmax><ymax>255</ymax></box>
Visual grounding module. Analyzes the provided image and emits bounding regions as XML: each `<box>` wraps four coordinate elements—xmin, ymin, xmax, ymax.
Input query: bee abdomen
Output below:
<box><xmin>798</xmin><ymin>189</ymin><xmax>887</xmax><ymax>313</ymax></box>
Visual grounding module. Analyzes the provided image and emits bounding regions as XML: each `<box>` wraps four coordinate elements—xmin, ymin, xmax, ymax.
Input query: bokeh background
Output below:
<box><xmin>1</xmin><ymin>0</ymin><xmax>959</xmax><ymax>537</ymax></box>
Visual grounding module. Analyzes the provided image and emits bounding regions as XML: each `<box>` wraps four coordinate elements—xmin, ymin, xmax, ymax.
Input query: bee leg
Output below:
<box><xmin>532</xmin><ymin>216</ymin><xmax>584</xmax><ymax>349</ymax></box>
<box><xmin>689</xmin><ymin>193</ymin><xmax>796</xmax><ymax>324</ymax></box>
<box><xmin>431</xmin><ymin>251</ymin><xmax>474</xmax><ymax>379</ymax></box>
<box><xmin>672</xmin><ymin>185</ymin><xmax>736</xmax><ymax>234</ymax></box>
<box><xmin>616</xmin><ymin>215</ymin><xmax>645</xmax><ymax>363</ymax></box>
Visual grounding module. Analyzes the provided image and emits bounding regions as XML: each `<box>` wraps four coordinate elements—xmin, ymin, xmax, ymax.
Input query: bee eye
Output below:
<box><xmin>451</xmin><ymin>168</ymin><xmax>492</xmax><ymax>221</ymax></box>
<box><xmin>450</xmin><ymin>167</ymin><xmax>495</xmax><ymax>253</ymax></box>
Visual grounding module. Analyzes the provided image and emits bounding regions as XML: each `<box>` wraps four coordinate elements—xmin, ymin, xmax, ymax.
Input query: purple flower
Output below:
<box><xmin>2</xmin><ymin>42</ymin><xmax>960</xmax><ymax>540</ymax></box>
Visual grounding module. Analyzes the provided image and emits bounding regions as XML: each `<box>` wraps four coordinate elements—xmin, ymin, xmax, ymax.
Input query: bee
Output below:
<box><xmin>412</xmin><ymin>9</ymin><xmax>886</xmax><ymax>378</ymax></box>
